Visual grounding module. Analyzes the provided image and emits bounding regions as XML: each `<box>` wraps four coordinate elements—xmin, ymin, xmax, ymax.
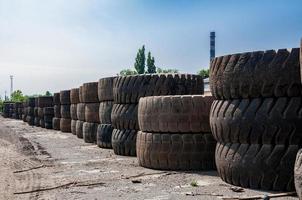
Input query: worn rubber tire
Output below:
<box><xmin>77</xmin><ymin>103</ymin><xmax>85</xmax><ymax>121</ymax></box>
<box><xmin>71</xmin><ymin>119</ymin><xmax>77</xmax><ymax>135</ymax></box>
<box><xmin>38</xmin><ymin>96</ymin><xmax>53</xmax><ymax>107</ymax></box>
<box><xmin>38</xmin><ymin>108</ymin><xmax>44</xmax><ymax>118</ymax></box>
<box><xmin>76</xmin><ymin>120</ymin><xmax>84</xmax><ymax>138</ymax></box>
<box><xmin>70</xmin><ymin>104</ymin><xmax>77</xmax><ymax>120</ymax></box>
<box><xmin>60</xmin><ymin>105</ymin><xmax>71</xmax><ymax>119</ymax></box>
<box><xmin>210</xmin><ymin>97</ymin><xmax>302</xmax><ymax>145</ymax></box>
<box><xmin>82</xmin><ymin>82</ymin><xmax>98</xmax><ymax>103</ymax></box>
<box><xmin>44</xmin><ymin>115</ymin><xmax>53</xmax><ymax>124</ymax></box>
<box><xmin>210</xmin><ymin>48</ymin><xmax>301</xmax><ymax>100</ymax></box>
<box><xmin>28</xmin><ymin>97</ymin><xmax>35</xmax><ymax>107</ymax></box>
<box><xmin>83</xmin><ymin>122</ymin><xmax>98</xmax><ymax>143</ymax></box>
<box><xmin>60</xmin><ymin>90</ymin><xmax>71</xmax><ymax>105</ymax></box>
<box><xmin>79</xmin><ymin>86</ymin><xmax>84</xmax><ymax>103</ymax></box>
<box><xmin>34</xmin><ymin>107</ymin><xmax>39</xmax><ymax>117</ymax></box>
<box><xmin>35</xmin><ymin>98</ymin><xmax>39</xmax><ymax>108</ymax></box>
<box><xmin>138</xmin><ymin>95</ymin><xmax>214</xmax><ymax>133</ymax></box>
<box><xmin>60</xmin><ymin>118</ymin><xmax>71</xmax><ymax>132</ymax></box>
<box><xmin>40</xmin><ymin>119</ymin><xmax>45</xmax><ymax>128</ymax></box>
<box><xmin>111</xmin><ymin>104</ymin><xmax>138</xmax><ymax>130</ymax></box>
<box><xmin>54</xmin><ymin>105</ymin><xmax>61</xmax><ymax>118</ymax></box>
<box><xmin>27</xmin><ymin>116</ymin><xmax>34</xmax><ymax>125</ymax></box>
<box><xmin>85</xmin><ymin>103</ymin><xmax>99</xmax><ymax>123</ymax></box>
<box><xmin>215</xmin><ymin>142</ymin><xmax>296</xmax><ymax>191</ymax></box>
<box><xmin>113</xmin><ymin>74</ymin><xmax>204</xmax><ymax>104</ymax></box>
<box><xmin>45</xmin><ymin>122</ymin><xmax>52</xmax><ymax>129</ymax></box>
<box><xmin>97</xmin><ymin>124</ymin><xmax>113</xmax><ymax>148</ymax></box>
<box><xmin>99</xmin><ymin>101</ymin><xmax>113</xmax><ymax>124</ymax></box>
<box><xmin>43</xmin><ymin>107</ymin><xmax>54</xmax><ymax>116</ymax></box>
<box><xmin>70</xmin><ymin>88</ymin><xmax>80</xmax><ymax>104</ymax></box>
<box><xmin>295</xmin><ymin>149</ymin><xmax>302</xmax><ymax>199</ymax></box>
<box><xmin>53</xmin><ymin>92</ymin><xmax>60</xmax><ymax>105</ymax></box>
<box><xmin>137</xmin><ymin>131</ymin><xmax>216</xmax><ymax>170</ymax></box>
<box><xmin>98</xmin><ymin>77</ymin><xmax>115</xmax><ymax>101</ymax></box>
<box><xmin>112</xmin><ymin>129</ymin><xmax>137</xmax><ymax>156</ymax></box>
<box><xmin>52</xmin><ymin>117</ymin><xmax>60</xmax><ymax>130</ymax></box>
<box><xmin>300</xmin><ymin>40</ymin><xmax>302</xmax><ymax>83</ymax></box>
<box><xmin>22</xmin><ymin>114</ymin><xmax>27</xmax><ymax>122</ymax></box>
<box><xmin>28</xmin><ymin>107</ymin><xmax>34</xmax><ymax>116</ymax></box>
<box><xmin>34</xmin><ymin>117</ymin><xmax>40</xmax><ymax>127</ymax></box>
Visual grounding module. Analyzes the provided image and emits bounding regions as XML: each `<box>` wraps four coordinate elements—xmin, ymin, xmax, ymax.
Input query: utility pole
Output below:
<box><xmin>4</xmin><ymin>91</ymin><xmax>7</xmax><ymax>101</ymax></box>
<box><xmin>10</xmin><ymin>75</ymin><xmax>13</xmax><ymax>99</ymax></box>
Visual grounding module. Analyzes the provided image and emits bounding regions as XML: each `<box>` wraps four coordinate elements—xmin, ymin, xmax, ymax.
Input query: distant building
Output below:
<box><xmin>204</xmin><ymin>78</ymin><xmax>210</xmax><ymax>92</ymax></box>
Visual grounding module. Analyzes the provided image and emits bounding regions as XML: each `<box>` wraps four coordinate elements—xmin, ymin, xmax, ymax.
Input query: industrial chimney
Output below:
<box><xmin>210</xmin><ymin>31</ymin><xmax>215</xmax><ymax>61</ymax></box>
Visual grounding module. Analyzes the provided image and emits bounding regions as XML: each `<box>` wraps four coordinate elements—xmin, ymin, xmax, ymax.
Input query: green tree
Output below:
<box><xmin>0</xmin><ymin>98</ymin><xmax>3</xmax><ymax>112</ymax></box>
<box><xmin>11</xmin><ymin>90</ymin><xmax>27</xmax><ymax>102</ymax></box>
<box><xmin>134</xmin><ymin>45</ymin><xmax>146</xmax><ymax>74</ymax></box>
<box><xmin>119</xmin><ymin>69</ymin><xmax>138</xmax><ymax>76</ymax></box>
<box><xmin>45</xmin><ymin>91</ymin><xmax>52</xmax><ymax>96</ymax></box>
<box><xmin>198</xmin><ymin>69</ymin><xmax>209</xmax><ymax>78</ymax></box>
<box><xmin>157</xmin><ymin>68</ymin><xmax>179</xmax><ymax>73</ymax></box>
<box><xmin>146</xmin><ymin>52</ymin><xmax>156</xmax><ymax>73</ymax></box>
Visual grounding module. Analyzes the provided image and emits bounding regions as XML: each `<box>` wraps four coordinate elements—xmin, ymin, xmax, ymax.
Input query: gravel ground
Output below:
<box><xmin>0</xmin><ymin>116</ymin><xmax>298</xmax><ymax>200</ymax></box>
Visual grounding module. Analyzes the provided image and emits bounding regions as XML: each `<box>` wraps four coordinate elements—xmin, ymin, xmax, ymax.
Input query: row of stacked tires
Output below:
<box><xmin>48</xmin><ymin>75</ymin><xmax>215</xmax><ymax>171</ymax></box>
<box><xmin>2</xmin><ymin>42</ymin><xmax>301</xmax><ymax>196</ymax></box>
<box><xmin>2</xmin><ymin>102</ymin><xmax>25</xmax><ymax>120</ymax></box>
<box><xmin>209</xmin><ymin>47</ymin><xmax>302</xmax><ymax>194</ymax></box>
<box><xmin>111</xmin><ymin>74</ymin><xmax>215</xmax><ymax>170</ymax></box>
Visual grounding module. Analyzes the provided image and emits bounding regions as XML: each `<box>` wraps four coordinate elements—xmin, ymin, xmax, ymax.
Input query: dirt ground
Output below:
<box><xmin>0</xmin><ymin>116</ymin><xmax>298</xmax><ymax>200</ymax></box>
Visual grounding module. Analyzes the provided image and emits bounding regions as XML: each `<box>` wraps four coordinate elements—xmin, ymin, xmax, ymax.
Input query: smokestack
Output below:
<box><xmin>10</xmin><ymin>75</ymin><xmax>13</xmax><ymax>98</ymax></box>
<box><xmin>210</xmin><ymin>31</ymin><xmax>215</xmax><ymax>61</ymax></box>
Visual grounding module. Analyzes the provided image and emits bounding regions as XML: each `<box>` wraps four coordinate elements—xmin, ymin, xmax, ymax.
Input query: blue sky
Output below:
<box><xmin>0</xmin><ymin>0</ymin><xmax>301</xmax><ymax>97</ymax></box>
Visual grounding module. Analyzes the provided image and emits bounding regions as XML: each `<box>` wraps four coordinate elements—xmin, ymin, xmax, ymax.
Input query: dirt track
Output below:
<box><xmin>0</xmin><ymin>116</ymin><xmax>297</xmax><ymax>200</ymax></box>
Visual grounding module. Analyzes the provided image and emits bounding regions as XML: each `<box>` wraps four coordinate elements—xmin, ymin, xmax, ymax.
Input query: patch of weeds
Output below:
<box><xmin>190</xmin><ymin>180</ymin><xmax>198</xmax><ymax>187</ymax></box>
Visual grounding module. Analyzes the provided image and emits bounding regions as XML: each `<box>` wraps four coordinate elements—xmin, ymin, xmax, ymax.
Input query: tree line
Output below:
<box><xmin>119</xmin><ymin>45</ymin><xmax>209</xmax><ymax>78</ymax></box>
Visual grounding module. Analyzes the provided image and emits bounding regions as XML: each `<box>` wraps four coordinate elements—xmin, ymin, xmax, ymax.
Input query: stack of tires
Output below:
<box><xmin>52</xmin><ymin>92</ymin><xmax>61</xmax><ymax>130</ymax></box>
<box><xmin>82</xmin><ymin>82</ymin><xmax>99</xmax><ymax>143</ymax></box>
<box><xmin>137</xmin><ymin>95</ymin><xmax>215</xmax><ymax>170</ymax></box>
<box><xmin>17</xmin><ymin>103</ymin><xmax>23</xmax><ymax>120</ymax></box>
<box><xmin>26</xmin><ymin>98</ymin><xmax>35</xmax><ymax>125</ymax></box>
<box><xmin>3</xmin><ymin>102</ymin><xmax>12</xmax><ymax>118</ymax></box>
<box><xmin>60</xmin><ymin>90</ymin><xmax>71</xmax><ymax>132</ymax></box>
<box><xmin>11</xmin><ymin>103</ymin><xmax>16</xmax><ymax>118</ymax></box>
<box><xmin>294</xmin><ymin>40</ymin><xmax>302</xmax><ymax>199</ymax></box>
<box><xmin>70</xmin><ymin>88</ymin><xmax>80</xmax><ymax>135</ymax></box>
<box><xmin>76</xmin><ymin>86</ymin><xmax>85</xmax><ymax>138</ymax></box>
<box><xmin>44</xmin><ymin>107</ymin><xmax>54</xmax><ymax>129</ymax></box>
<box><xmin>22</xmin><ymin>101</ymin><xmax>27</xmax><ymax>122</ymax></box>
<box><xmin>18</xmin><ymin>103</ymin><xmax>23</xmax><ymax>120</ymax></box>
<box><xmin>12</xmin><ymin>102</ymin><xmax>22</xmax><ymax>119</ymax></box>
<box><xmin>34</xmin><ymin>98</ymin><xmax>40</xmax><ymax>126</ymax></box>
<box><xmin>210</xmin><ymin>48</ymin><xmax>301</xmax><ymax>191</ymax></box>
<box><xmin>112</xmin><ymin>74</ymin><xmax>204</xmax><ymax>156</ymax></box>
<box><xmin>9</xmin><ymin>103</ymin><xmax>14</xmax><ymax>118</ymax></box>
<box><xmin>97</xmin><ymin>77</ymin><xmax>115</xmax><ymax>148</ymax></box>
<box><xmin>37</xmin><ymin>96</ymin><xmax>53</xmax><ymax>128</ymax></box>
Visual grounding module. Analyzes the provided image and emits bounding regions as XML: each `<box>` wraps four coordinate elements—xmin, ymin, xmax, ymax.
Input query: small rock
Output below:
<box><xmin>230</xmin><ymin>186</ymin><xmax>244</xmax><ymax>193</ymax></box>
<box><xmin>131</xmin><ymin>179</ymin><xmax>142</xmax><ymax>184</ymax></box>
